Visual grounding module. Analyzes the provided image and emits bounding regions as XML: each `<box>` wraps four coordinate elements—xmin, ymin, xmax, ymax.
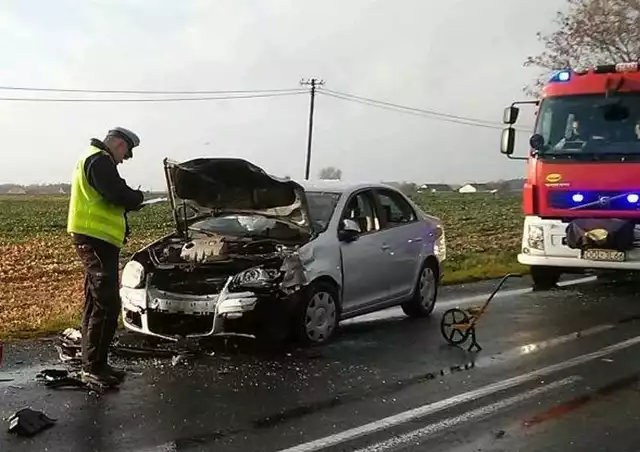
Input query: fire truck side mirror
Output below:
<box><xmin>500</xmin><ymin>128</ymin><xmax>515</xmax><ymax>155</ymax></box>
<box><xmin>503</xmin><ymin>106</ymin><xmax>519</xmax><ymax>125</ymax></box>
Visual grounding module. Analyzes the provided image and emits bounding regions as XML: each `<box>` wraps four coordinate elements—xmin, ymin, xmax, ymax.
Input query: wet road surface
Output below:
<box><xmin>2</xmin><ymin>273</ymin><xmax>640</xmax><ymax>451</ymax></box>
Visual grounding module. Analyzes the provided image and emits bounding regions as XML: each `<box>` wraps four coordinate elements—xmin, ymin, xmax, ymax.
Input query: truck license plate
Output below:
<box><xmin>582</xmin><ymin>249</ymin><xmax>625</xmax><ymax>262</ymax></box>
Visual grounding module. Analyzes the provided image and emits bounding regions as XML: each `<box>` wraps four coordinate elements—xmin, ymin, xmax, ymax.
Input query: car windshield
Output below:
<box><xmin>189</xmin><ymin>213</ymin><xmax>303</xmax><ymax>240</ymax></box>
<box><xmin>535</xmin><ymin>93</ymin><xmax>640</xmax><ymax>156</ymax></box>
<box><xmin>306</xmin><ymin>191</ymin><xmax>341</xmax><ymax>233</ymax></box>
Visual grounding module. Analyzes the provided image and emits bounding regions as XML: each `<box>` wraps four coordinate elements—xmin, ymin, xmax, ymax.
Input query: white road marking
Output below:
<box><xmin>436</xmin><ymin>275</ymin><xmax>597</xmax><ymax>310</ymax></box>
<box><xmin>275</xmin><ymin>333</ymin><xmax>640</xmax><ymax>452</ymax></box>
<box><xmin>136</xmin><ymin>444</ymin><xmax>178</xmax><ymax>452</ymax></box>
<box><xmin>474</xmin><ymin>323</ymin><xmax>615</xmax><ymax>367</ymax></box>
<box><xmin>353</xmin><ymin>376</ymin><xmax>581</xmax><ymax>452</ymax></box>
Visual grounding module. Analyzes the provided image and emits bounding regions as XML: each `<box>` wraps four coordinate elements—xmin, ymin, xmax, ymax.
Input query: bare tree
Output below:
<box><xmin>524</xmin><ymin>0</ymin><xmax>640</xmax><ymax>96</ymax></box>
<box><xmin>318</xmin><ymin>166</ymin><xmax>342</xmax><ymax>180</ymax></box>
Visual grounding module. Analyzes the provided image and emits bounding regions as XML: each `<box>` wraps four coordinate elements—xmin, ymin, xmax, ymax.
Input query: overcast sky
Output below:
<box><xmin>0</xmin><ymin>0</ymin><xmax>565</xmax><ymax>189</ymax></box>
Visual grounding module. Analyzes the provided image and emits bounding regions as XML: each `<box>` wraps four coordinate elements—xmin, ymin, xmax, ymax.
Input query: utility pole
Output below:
<box><xmin>300</xmin><ymin>78</ymin><xmax>325</xmax><ymax>180</ymax></box>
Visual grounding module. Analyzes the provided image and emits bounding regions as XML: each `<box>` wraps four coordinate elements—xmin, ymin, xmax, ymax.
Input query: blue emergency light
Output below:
<box><xmin>570</xmin><ymin>192</ymin><xmax>639</xmax><ymax>204</ymax></box>
<box><xmin>549</xmin><ymin>70</ymin><xmax>571</xmax><ymax>83</ymax></box>
<box><xmin>551</xmin><ymin>190</ymin><xmax>640</xmax><ymax>210</ymax></box>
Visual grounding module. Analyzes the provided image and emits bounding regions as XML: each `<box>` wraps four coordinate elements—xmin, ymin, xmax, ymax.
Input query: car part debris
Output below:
<box><xmin>8</xmin><ymin>408</ymin><xmax>56</xmax><ymax>437</ymax></box>
<box><xmin>36</xmin><ymin>369</ymin><xmax>118</xmax><ymax>395</ymax></box>
<box><xmin>55</xmin><ymin>328</ymin><xmax>83</xmax><ymax>367</ymax></box>
<box><xmin>62</xmin><ymin>328</ymin><xmax>82</xmax><ymax>342</ymax></box>
<box><xmin>55</xmin><ymin>345</ymin><xmax>82</xmax><ymax>367</ymax></box>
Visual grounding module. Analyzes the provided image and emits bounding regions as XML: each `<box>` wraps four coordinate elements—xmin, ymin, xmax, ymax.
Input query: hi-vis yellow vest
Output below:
<box><xmin>67</xmin><ymin>146</ymin><xmax>126</xmax><ymax>248</ymax></box>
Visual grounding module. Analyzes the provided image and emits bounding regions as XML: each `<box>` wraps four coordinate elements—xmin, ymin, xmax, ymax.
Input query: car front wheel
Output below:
<box><xmin>402</xmin><ymin>261</ymin><xmax>439</xmax><ymax>317</ymax></box>
<box><xmin>293</xmin><ymin>281</ymin><xmax>339</xmax><ymax>346</ymax></box>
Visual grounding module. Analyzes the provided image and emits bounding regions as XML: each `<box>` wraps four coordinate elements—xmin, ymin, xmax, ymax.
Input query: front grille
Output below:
<box><xmin>147</xmin><ymin>312</ymin><xmax>214</xmax><ymax>336</ymax></box>
<box><xmin>150</xmin><ymin>271</ymin><xmax>228</xmax><ymax>295</ymax></box>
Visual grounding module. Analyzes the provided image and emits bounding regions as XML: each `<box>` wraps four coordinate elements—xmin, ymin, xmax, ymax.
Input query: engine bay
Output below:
<box><xmin>130</xmin><ymin>230</ymin><xmax>307</xmax><ymax>297</ymax></box>
<box><xmin>148</xmin><ymin>231</ymin><xmax>298</xmax><ymax>266</ymax></box>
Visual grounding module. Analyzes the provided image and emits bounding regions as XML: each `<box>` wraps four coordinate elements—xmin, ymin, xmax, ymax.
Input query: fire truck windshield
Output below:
<box><xmin>534</xmin><ymin>93</ymin><xmax>640</xmax><ymax>157</ymax></box>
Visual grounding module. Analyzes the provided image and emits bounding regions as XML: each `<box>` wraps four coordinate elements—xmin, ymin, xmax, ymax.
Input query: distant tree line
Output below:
<box><xmin>0</xmin><ymin>183</ymin><xmax>71</xmax><ymax>195</ymax></box>
<box><xmin>1</xmin><ymin>177</ymin><xmax>525</xmax><ymax>197</ymax></box>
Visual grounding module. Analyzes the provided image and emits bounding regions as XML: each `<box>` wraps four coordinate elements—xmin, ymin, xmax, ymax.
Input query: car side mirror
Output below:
<box><xmin>338</xmin><ymin>218</ymin><xmax>361</xmax><ymax>242</ymax></box>
<box><xmin>503</xmin><ymin>106</ymin><xmax>519</xmax><ymax>125</ymax></box>
<box><xmin>500</xmin><ymin>127</ymin><xmax>516</xmax><ymax>155</ymax></box>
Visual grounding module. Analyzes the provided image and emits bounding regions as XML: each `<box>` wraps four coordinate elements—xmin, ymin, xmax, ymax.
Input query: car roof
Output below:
<box><xmin>299</xmin><ymin>180</ymin><xmax>399</xmax><ymax>194</ymax></box>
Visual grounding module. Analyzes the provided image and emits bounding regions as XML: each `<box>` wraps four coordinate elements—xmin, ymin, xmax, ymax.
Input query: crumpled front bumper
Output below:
<box><xmin>120</xmin><ymin>276</ymin><xmax>261</xmax><ymax>341</ymax></box>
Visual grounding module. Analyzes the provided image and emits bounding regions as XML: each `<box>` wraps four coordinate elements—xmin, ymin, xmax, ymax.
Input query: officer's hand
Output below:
<box><xmin>127</xmin><ymin>190</ymin><xmax>145</xmax><ymax>212</ymax></box>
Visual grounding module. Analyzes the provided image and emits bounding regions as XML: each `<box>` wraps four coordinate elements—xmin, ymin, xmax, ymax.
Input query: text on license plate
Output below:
<box><xmin>582</xmin><ymin>249</ymin><xmax>626</xmax><ymax>262</ymax></box>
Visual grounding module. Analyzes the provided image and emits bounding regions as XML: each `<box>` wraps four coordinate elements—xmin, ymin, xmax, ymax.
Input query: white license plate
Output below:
<box><xmin>582</xmin><ymin>249</ymin><xmax>626</xmax><ymax>262</ymax></box>
<box><xmin>152</xmin><ymin>298</ymin><xmax>217</xmax><ymax>313</ymax></box>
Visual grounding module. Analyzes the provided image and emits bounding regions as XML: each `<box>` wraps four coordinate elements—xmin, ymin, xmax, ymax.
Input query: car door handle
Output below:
<box><xmin>408</xmin><ymin>238</ymin><xmax>423</xmax><ymax>243</ymax></box>
<box><xmin>381</xmin><ymin>244</ymin><xmax>391</xmax><ymax>251</ymax></box>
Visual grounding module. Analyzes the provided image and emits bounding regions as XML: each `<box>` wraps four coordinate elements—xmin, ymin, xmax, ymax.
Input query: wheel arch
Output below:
<box><xmin>412</xmin><ymin>255</ymin><xmax>441</xmax><ymax>297</ymax></box>
<box><xmin>306</xmin><ymin>275</ymin><xmax>342</xmax><ymax>311</ymax></box>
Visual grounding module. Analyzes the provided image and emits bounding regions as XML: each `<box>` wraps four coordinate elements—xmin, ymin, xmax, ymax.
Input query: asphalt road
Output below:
<box><xmin>3</xmin><ymin>273</ymin><xmax>640</xmax><ymax>452</ymax></box>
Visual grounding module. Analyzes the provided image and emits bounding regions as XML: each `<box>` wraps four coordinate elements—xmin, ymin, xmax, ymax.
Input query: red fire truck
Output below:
<box><xmin>501</xmin><ymin>62</ymin><xmax>640</xmax><ymax>289</ymax></box>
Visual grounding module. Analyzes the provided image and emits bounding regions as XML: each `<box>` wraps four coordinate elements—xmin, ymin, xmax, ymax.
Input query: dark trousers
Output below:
<box><xmin>72</xmin><ymin>234</ymin><xmax>121</xmax><ymax>373</ymax></box>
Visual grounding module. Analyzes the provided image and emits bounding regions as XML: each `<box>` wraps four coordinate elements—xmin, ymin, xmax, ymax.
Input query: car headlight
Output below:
<box><xmin>121</xmin><ymin>260</ymin><xmax>145</xmax><ymax>289</ymax></box>
<box><xmin>232</xmin><ymin>266</ymin><xmax>281</xmax><ymax>290</ymax></box>
<box><xmin>527</xmin><ymin>225</ymin><xmax>544</xmax><ymax>250</ymax></box>
<box><xmin>434</xmin><ymin>225</ymin><xmax>446</xmax><ymax>262</ymax></box>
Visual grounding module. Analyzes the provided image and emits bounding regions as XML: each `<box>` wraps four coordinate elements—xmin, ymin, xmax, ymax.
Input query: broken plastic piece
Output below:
<box><xmin>36</xmin><ymin>369</ymin><xmax>119</xmax><ymax>394</ymax></box>
<box><xmin>62</xmin><ymin>328</ymin><xmax>82</xmax><ymax>343</ymax></box>
<box><xmin>55</xmin><ymin>345</ymin><xmax>82</xmax><ymax>367</ymax></box>
<box><xmin>8</xmin><ymin>408</ymin><xmax>56</xmax><ymax>437</ymax></box>
<box><xmin>36</xmin><ymin>369</ymin><xmax>85</xmax><ymax>389</ymax></box>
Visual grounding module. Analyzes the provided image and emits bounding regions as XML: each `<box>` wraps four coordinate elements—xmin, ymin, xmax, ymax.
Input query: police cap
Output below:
<box><xmin>107</xmin><ymin>127</ymin><xmax>140</xmax><ymax>151</ymax></box>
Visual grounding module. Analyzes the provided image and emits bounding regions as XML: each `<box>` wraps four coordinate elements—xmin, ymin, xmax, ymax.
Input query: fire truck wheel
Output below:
<box><xmin>530</xmin><ymin>265</ymin><xmax>561</xmax><ymax>291</ymax></box>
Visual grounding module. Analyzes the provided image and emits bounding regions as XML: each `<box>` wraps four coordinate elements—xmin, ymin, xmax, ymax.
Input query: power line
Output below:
<box><xmin>0</xmin><ymin>85</ymin><xmax>304</xmax><ymax>95</ymax></box>
<box><xmin>0</xmin><ymin>90</ymin><xmax>307</xmax><ymax>103</ymax></box>
<box><xmin>319</xmin><ymin>88</ymin><xmax>530</xmax><ymax>132</ymax></box>
<box><xmin>321</xmin><ymin>88</ymin><xmax>502</xmax><ymax>126</ymax></box>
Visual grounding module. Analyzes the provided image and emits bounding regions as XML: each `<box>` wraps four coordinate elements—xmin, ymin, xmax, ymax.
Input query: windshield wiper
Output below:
<box><xmin>539</xmin><ymin>151</ymin><xmax>635</xmax><ymax>162</ymax></box>
<box><xmin>188</xmin><ymin>227</ymin><xmax>234</xmax><ymax>237</ymax></box>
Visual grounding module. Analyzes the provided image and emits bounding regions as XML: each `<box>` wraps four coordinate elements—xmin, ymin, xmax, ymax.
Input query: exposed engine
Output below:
<box><xmin>148</xmin><ymin>231</ymin><xmax>295</xmax><ymax>266</ymax></box>
<box><xmin>136</xmin><ymin>231</ymin><xmax>307</xmax><ymax>297</ymax></box>
<box><xmin>180</xmin><ymin>236</ymin><xmax>227</xmax><ymax>263</ymax></box>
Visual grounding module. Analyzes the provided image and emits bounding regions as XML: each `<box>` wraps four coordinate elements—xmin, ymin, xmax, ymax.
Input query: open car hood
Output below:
<box><xmin>163</xmin><ymin>157</ymin><xmax>311</xmax><ymax>235</ymax></box>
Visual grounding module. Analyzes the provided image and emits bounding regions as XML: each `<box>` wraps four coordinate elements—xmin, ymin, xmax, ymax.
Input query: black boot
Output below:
<box><xmin>104</xmin><ymin>364</ymin><xmax>126</xmax><ymax>382</ymax></box>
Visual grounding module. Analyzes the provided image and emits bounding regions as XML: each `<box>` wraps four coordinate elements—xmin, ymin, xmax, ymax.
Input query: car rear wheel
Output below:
<box><xmin>293</xmin><ymin>281</ymin><xmax>339</xmax><ymax>346</ymax></box>
<box><xmin>402</xmin><ymin>261</ymin><xmax>438</xmax><ymax>317</ymax></box>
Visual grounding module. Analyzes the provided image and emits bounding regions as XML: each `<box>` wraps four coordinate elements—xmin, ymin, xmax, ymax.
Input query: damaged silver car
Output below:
<box><xmin>120</xmin><ymin>158</ymin><xmax>446</xmax><ymax>346</ymax></box>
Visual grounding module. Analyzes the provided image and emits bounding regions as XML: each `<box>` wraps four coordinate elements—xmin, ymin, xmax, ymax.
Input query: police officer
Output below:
<box><xmin>67</xmin><ymin>127</ymin><xmax>144</xmax><ymax>386</ymax></box>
